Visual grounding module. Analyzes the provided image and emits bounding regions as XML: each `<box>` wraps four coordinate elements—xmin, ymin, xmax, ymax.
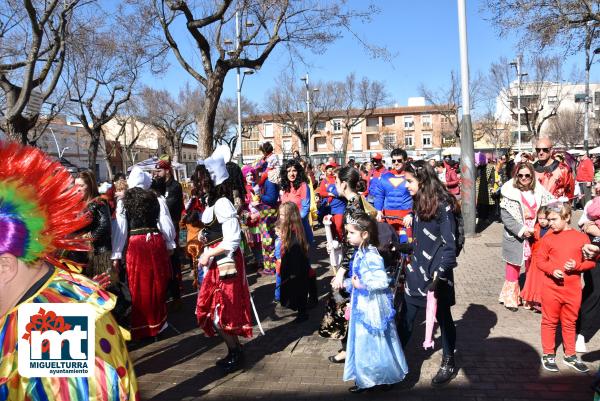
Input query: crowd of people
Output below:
<box><xmin>2</xmin><ymin>135</ymin><xmax>600</xmax><ymax>399</ymax></box>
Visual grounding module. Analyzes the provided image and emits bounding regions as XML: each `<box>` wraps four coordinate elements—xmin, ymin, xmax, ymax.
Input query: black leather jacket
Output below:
<box><xmin>165</xmin><ymin>178</ymin><xmax>184</xmax><ymax>226</ymax></box>
<box><xmin>86</xmin><ymin>198</ymin><xmax>112</xmax><ymax>254</ymax></box>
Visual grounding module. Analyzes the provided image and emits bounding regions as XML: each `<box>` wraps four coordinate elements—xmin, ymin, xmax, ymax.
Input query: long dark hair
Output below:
<box><xmin>280</xmin><ymin>159</ymin><xmax>307</xmax><ymax>192</ymax></box>
<box><xmin>190</xmin><ymin>164</ymin><xmax>209</xmax><ymax>198</ymax></box>
<box><xmin>405</xmin><ymin>160</ymin><xmax>458</xmax><ymax>221</ymax></box>
<box><xmin>197</xmin><ymin>166</ymin><xmax>235</xmax><ymax>207</ymax></box>
<box><xmin>226</xmin><ymin>161</ymin><xmax>247</xmax><ymax>199</ymax></box>
<box><xmin>337</xmin><ymin>166</ymin><xmax>361</xmax><ymax>193</ymax></box>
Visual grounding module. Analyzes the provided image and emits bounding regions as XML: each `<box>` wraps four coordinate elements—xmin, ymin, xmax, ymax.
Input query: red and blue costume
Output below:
<box><xmin>318</xmin><ymin>175</ymin><xmax>347</xmax><ymax>241</ymax></box>
<box><xmin>371</xmin><ymin>169</ymin><xmax>413</xmax><ymax>240</ymax></box>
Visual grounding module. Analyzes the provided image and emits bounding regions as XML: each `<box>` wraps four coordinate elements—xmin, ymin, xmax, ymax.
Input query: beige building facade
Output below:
<box><xmin>242</xmin><ymin>104</ymin><xmax>453</xmax><ymax>163</ymax></box>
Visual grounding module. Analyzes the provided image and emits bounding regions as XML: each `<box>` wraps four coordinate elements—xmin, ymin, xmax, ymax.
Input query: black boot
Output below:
<box><xmin>221</xmin><ymin>347</ymin><xmax>244</xmax><ymax>373</ymax></box>
<box><xmin>216</xmin><ymin>349</ymin><xmax>233</xmax><ymax>367</ymax></box>
<box><xmin>431</xmin><ymin>355</ymin><xmax>458</xmax><ymax>386</ymax></box>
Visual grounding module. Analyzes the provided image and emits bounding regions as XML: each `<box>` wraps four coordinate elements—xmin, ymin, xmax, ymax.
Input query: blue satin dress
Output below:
<box><xmin>343</xmin><ymin>245</ymin><xmax>408</xmax><ymax>388</ymax></box>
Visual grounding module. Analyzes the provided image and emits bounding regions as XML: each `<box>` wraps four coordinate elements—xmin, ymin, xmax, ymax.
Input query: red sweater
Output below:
<box><xmin>536</xmin><ymin>230</ymin><xmax>595</xmax><ymax>294</ymax></box>
<box><xmin>576</xmin><ymin>158</ymin><xmax>594</xmax><ymax>182</ymax></box>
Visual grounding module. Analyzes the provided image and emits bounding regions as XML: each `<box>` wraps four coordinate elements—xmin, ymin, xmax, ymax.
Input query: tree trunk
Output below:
<box><xmin>88</xmin><ymin>134</ymin><xmax>100</xmax><ymax>178</ymax></box>
<box><xmin>5</xmin><ymin>115</ymin><xmax>34</xmax><ymax>144</ymax></box>
<box><xmin>196</xmin><ymin>72</ymin><xmax>226</xmax><ymax>159</ymax></box>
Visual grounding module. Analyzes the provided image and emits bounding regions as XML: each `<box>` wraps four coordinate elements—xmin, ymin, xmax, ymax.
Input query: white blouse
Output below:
<box><xmin>201</xmin><ymin>197</ymin><xmax>241</xmax><ymax>252</ymax></box>
<box><xmin>111</xmin><ymin>196</ymin><xmax>177</xmax><ymax>260</ymax></box>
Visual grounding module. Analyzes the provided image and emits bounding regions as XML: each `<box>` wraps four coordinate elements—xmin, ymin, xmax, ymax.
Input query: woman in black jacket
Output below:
<box><xmin>74</xmin><ymin>171</ymin><xmax>113</xmax><ymax>278</ymax></box>
<box><xmin>401</xmin><ymin>160</ymin><xmax>459</xmax><ymax>386</ymax></box>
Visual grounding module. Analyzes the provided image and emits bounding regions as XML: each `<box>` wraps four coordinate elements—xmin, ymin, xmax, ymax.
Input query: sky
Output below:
<box><xmin>141</xmin><ymin>0</ymin><xmax>600</xmax><ymax>116</ymax></box>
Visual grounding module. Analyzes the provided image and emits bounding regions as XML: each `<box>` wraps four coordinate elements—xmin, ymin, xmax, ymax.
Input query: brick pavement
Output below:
<box><xmin>130</xmin><ymin>221</ymin><xmax>599</xmax><ymax>401</ymax></box>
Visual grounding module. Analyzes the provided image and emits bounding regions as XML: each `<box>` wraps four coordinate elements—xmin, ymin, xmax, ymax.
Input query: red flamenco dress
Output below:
<box><xmin>520</xmin><ymin>223</ymin><xmax>549</xmax><ymax>307</ymax></box>
<box><xmin>195</xmin><ymin>198</ymin><xmax>253</xmax><ymax>338</ymax></box>
<box><xmin>119</xmin><ymin>188</ymin><xmax>172</xmax><ymax>340</ymax></box>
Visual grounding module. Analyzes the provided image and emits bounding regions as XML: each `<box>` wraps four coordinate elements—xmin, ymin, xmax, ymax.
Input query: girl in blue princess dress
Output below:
<box><xmin>342</xmin><ymin>211</ymin><xmax>408</xmax><ymax>393</ymax></box>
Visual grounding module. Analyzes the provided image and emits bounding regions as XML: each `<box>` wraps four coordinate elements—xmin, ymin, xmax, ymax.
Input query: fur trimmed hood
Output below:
<box><xmin>500</xmin><ymin>178</ymin><xmax>554</xmax><ymax>204</ymax></box>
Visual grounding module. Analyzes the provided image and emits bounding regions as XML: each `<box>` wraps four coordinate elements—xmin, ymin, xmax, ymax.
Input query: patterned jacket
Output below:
<box><xmin>533</xmin><ymin>160</ymin><xmax>575</xmax><ymax>199</ymax></box>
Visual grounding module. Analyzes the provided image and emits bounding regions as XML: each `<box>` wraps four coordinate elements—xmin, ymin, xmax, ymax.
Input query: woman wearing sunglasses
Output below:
<box><xmin>499</xmin><ymin>162</ymin><xmax>554</xmax><ymax>311</ymax></box>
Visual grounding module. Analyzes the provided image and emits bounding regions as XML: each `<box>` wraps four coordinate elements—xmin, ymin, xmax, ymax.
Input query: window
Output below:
<box><xmin>404</xmin><ymin>116</ymin><xmax>414</xmax><ymax>130</ymax></box>
<box><xmin>595</xmin><ymin>92</ymin><xmax>600</xmax><ymax>107</ymax></box>
<box><xmin>383</xmin><ymin>133</ymin><xmax>396</xmax><ymax>149</ymax></box>
<box><xmin>575</xmin><ymin>93</ymin><xmax>586</xmax><ymax>103</ymax></box>
<box><xmin>245</xmin><ymin>125</ymin><xmax>259</xmax><ymax>139</ymax></box>
<box><xmin>332</xmin><ymin>119</ymin><xmax>342</xmax><ymax>132</ymax></box>
<box><xmin>315</xmin><ymin>137</ymin><xmax>327</xmax><ymax>150</ymax></box>
<box><xmin>367</xmin><ymin>134</ymin><xmax>379</xmax><ymax>150</ymax></box>
<box><xmin>263</xmin><ymin>123</ymin><xmax>274</xmax><ymax>138</ymax></box>
<box><xmin>548</xmin><ymin>95</ymin><xmax>558</xmax><ymax>106</ymax></box>
<box><xmin>333</xmin><ymin>137</ymin><xmax>343</xmax><ymax>151</ymax></box>
<box><xmin>316</xmin><ymin>121</ymin><xmax>326</xmax><ymax>131</ymax></box>
<box><xmin>283</xmin><ymin>139</ymin><xmax>292</xmax><ymax>152</ymax></box>
<box><xmin>422</xmin><ymin>115</ymin><xmax>432</xmax><ymax>129</ymax></box>
<box><xmin>282</xmin><ymin>124</ymin><xmax>291</xmax><ymax>137</ymax></box>
<box><xmin>352</xmin><ymin>136</ymin><xmax>362</xmax><ymax>151</ymax></box>
<box><xmin>366</xmin><ymin>117</ymin><xmax>379</xmax><ymax>131</ymax></box>
<box><xmin>382</xmin><ymin>116</ymin><xmax>395</xmax><ymax>126</ymax></box>
<box><xmin>350</xmin><ymin>119</ymin><xmax>362</xmax><ymax>133</ymax></box>
<box><xmin>242</xmin><ymin>140</ymin><xmax>260</xmax><ymax>155</ymax></box>
<box><xmin>422</xmin><ymin>133</ymin><xmax>432</xmax><ymax>148</ymax></box>
<box><xmin>405</xmin><ymin>135</ymin><xmax>414</xmax><ymax>147</ymax></box>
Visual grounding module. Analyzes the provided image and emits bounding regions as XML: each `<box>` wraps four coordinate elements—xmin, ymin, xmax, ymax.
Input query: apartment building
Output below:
<box><xmin>495</xmin><ymin>81</ymin><xmax>600</xmax><ymax>148</ymax></box>
<box><xmin>36</xmin><ymin>115</ymin><xmax>110</xmax><ymax>181</ymax></box>
<box><xmin>242</xmin><ymin>101</ymin><xmax>453</xmax><ymax>163</ymax></box>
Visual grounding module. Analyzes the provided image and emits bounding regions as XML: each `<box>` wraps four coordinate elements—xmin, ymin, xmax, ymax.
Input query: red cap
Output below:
<box><xmin>155</xmin><ymin>159</ymin><xmax>172</xmax><ymax>170</ymax></box>
<box><xmin>372</xmin><ymin>153</ymin><xmax>383</xmax><ymax>160</ymax></box>
<box><xmin>326</xmin><ymin>161</ymin><xmax>338</xmax><ymax>169</ymax></box>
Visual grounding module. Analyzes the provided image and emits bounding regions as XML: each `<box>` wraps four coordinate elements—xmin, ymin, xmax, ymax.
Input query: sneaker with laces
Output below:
<box><xmin>541</xmin><ymin>354</ymin><xmax>559</xmax><ymax>372</ymax></box>
<box><xmin>563</xmin><ymin>355</ymin><xmax>589</xmax><ymax>373</ymax></box>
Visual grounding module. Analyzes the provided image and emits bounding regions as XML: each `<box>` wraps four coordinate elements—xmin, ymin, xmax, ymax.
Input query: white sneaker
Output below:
<box><xmin>575</xmin><ymin>334</ymin><xmax>587</xmax><ymax>353</ymax></box>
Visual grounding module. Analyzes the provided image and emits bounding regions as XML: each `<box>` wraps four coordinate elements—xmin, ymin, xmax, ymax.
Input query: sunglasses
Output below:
<box><xmin>517</xmin><ymin>173</ymin><xmax>532</xmax><ymax>179</ymax></box>
<box><xmin>535</xmin><ymin>147</ymin><xmax>550</xmax><ymax>153</ymax></box>
<box><xmin>392</xmin><ymin>158</ymin><xmax>405</xmax><ymax>163</ymax></box>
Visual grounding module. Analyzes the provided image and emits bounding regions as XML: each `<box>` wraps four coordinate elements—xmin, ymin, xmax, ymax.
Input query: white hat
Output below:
<box><xmin>212</xmin><ymin>144</ymin><xmax>232</xmax><ymax>163</ymax></box>
<box><xmin>98</xmin><ymin>182</ymin><xmax>112</xmax><ymax>194</ymax></box>
<box><xmin>127</xmin><ymin>166</ymin><xmax>152</xmax><ymax>190</ymax></box>
<box><xmin>204</xmin><ymin>154</ymin><xmax>229</xmax><ymax>186</ymax></box>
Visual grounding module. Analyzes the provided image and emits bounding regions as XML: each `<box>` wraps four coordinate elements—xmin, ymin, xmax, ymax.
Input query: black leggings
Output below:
<box><xmin>577</xmin><ymin>265</ymin><xmax>600</xmax><ymax>342</ymax></box>
<box><xmin>399</xmin><ymin>298</ymin><xmax>456</xmax><ymax>357</ymax></box>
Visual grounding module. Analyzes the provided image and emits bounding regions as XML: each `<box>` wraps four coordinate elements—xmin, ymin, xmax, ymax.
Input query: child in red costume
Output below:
<box><xmin>520</xmin><ymin>206</ymin><xmax>550</xmax><ymax>311</ymax></box>
<box><xmin>536</xmin><ymin>201</ymin><xmax>594</xmax><ymax>373</ymax></box>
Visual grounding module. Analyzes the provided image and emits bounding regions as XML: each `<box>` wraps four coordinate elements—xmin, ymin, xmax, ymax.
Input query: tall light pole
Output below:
<box><xmin>457</xmin><ymin>0</ymin><xmax>476</xmax><ymax>236</ymax></box>
<box><xmin>233</xmin><ymin>10</ymin><xmax>254</xmax><ymax>165</ymax></box>
<box><xmin>510</xmin><ymin>56</ymin><xmax>527</xmax><ymax>152</ymax></box>
<box><xmin>300</xmin><ymin>74</ymin><xmax>318</xmax><ymax>157</ymax></box>
<box><xmin>583</xmin><ymin>30</ymin><xmax>600</xmax><ymax>155</ymax></box>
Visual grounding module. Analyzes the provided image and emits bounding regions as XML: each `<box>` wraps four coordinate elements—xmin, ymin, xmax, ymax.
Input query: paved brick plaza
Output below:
<box><xmin>130</xmin><ymin>222</ymin><xmax>598</xmax><ymax>401</ymax></box>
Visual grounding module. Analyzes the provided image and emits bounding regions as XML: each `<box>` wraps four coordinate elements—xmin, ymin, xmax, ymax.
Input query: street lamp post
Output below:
<box><xmin>457</xmin><ymin>0</ymin><xmax>476</xmax><ymax>236</ymax></box>
<box><xmin>584</xmin><ymin>45</ymin><xmax>600</xmax><ymax>155</ymax></box>
<box><xmin>300</xmin><ymin>74</ymin><xmax>318</xmax><ymax>158</ymax></box>
<box><xmin>233</xmin><ymin>10</ymin><xmax>255</xmax><ymax>165</ymax></box>
<box><xmin>510</xmin><ymin>56</ymin><xmax>527</xmax><ymax>152</ymax></box>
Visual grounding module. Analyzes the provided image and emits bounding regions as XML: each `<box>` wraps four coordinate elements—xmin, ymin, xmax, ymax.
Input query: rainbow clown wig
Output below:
<box><xmin>0</xmin><ymin>141</ymin><xmax>91</xmax><ymax>266</ymax></box>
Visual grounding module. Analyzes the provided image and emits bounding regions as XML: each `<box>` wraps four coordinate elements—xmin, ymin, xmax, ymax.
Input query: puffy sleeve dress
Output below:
<box><xmin>195</xmin><ymin>197</ymin><xmax>253</xmax><ymax>338</ymax></box>
<box><xmin>343</xmin><ymin>246</ymin><xmax>408</xmax><ymax>389</ymax></box>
